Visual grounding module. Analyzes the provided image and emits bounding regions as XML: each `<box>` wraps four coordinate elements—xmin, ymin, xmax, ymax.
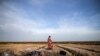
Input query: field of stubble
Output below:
<box><xmin>0</xmin><ymin>42</ymin><xmax>100</xmax><ymax>56</ymax></box>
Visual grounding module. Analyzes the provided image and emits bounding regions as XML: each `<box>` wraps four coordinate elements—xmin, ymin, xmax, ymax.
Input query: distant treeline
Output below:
<box><xmin>0</xmin><ymin>41</ymin><xmax>100</xmax><ymax>45</ymax></box>
<box><xmin>55</xmin><ymin>41</ymin><xmax>100</xmax><ymax>45</ymax></box>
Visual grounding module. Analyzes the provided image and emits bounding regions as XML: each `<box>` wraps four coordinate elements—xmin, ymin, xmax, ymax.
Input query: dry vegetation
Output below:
<box><xmin>0</xmin><ymin>42</ymin><xmax>100</xmax><ymax>56</ymax></box>
<box><xmin>0</xmin><ymin>43</ymin><xmax>46</xmax><ymax>56</ymax></box>
<box><xmin>61</xmin><ymin>44</ymin><xmax>100</xmax><ymax>52</ymax></box>
<box><xmin>57</xmin><ymin>44</ymin><xmax>100</xmax><ymax>56</ymax></box>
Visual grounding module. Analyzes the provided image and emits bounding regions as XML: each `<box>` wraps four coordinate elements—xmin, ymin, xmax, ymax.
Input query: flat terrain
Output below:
<box><xmin>0</xmin><ymin>42</ymin><xmax>100</xmax><ymax>56</ymax></box>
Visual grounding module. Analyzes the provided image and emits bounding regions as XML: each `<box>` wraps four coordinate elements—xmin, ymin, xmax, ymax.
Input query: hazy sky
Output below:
<box><xmin>0</xmin><ymin>0</ymin><xmax>100</xmax><ymax>41</ymax></box>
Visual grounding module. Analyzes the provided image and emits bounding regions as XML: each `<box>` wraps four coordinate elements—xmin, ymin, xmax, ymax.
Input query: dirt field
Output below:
<box><xmin>0</xmin><ymin>42</ymin><xmax>100</xmax><ymax>56</ymax></box>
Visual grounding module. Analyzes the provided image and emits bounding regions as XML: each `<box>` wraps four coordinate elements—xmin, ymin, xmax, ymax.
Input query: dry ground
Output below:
<box><xmin>0</xmin><ymin>42</ymin><xmax>100</xmax><ymax>56</ymax></box>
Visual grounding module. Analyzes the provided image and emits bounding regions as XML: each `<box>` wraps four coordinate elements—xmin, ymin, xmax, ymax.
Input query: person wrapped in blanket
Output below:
<box><xmin>48</xmin><ymin>36</ymin><xmax>53</xmax><ymax>50</ymax></box>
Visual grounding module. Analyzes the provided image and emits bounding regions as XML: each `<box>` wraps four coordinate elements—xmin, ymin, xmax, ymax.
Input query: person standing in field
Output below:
<box><xmin>48</xmin><ymin>36</ymin><xmax>53</xmax><ymax>49</ymax></box>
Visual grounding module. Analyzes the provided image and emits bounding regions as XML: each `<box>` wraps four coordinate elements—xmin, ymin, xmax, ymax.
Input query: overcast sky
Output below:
<box><xmin>0</xmin><ymin>0</ymin><xmax>100</xmax><ymax>41</ymax></box>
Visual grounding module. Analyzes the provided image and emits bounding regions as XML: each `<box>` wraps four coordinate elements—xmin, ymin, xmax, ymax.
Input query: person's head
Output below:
<box><xmin>48</xmin><ymin>35</ymin><xmax>51</xmax><ymax>39</ymax></box>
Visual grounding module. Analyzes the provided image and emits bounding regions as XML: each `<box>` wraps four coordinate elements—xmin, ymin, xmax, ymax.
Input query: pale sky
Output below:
<box><xmin>0</xmin><ymin>0</ymin><xmax>100</xmax><ymax>41</ymax></box>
